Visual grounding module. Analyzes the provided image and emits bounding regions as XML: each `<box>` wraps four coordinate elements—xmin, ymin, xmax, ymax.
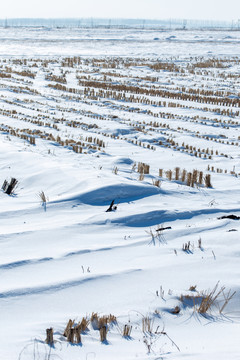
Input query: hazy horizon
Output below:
<box><xmin>2</xmin><ymin>0</ymin><xmax>240</xmax><ymax>22</ymax></box>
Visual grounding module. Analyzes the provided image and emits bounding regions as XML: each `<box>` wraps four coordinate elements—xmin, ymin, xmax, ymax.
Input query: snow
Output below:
<box><xmin>0</xmin><ymin>27</ymin><xmax>240</xmax><ymax>360</ymax></box>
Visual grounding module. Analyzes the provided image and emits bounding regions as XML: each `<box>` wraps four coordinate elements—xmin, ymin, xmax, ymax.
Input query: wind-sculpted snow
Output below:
<box><xmin>108</xmin><ymin>208</ymin><xmax>240</xmax><ymax>227</ymax></box>
<box><xmin>54</xmin><ymin>183</ymin><xmax>161</xmax><ymax>206</ymax></box>
<box><xmin>0</xmin><ymin>269</ymin><xmax>142</xmax><ymax>299</ymax></box>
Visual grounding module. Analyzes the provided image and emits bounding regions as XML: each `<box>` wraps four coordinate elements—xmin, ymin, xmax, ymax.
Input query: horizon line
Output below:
<box><xmin>0</xmin><ymin>17</ymin><xmax>237</xmax><ymax>23</ymax></box>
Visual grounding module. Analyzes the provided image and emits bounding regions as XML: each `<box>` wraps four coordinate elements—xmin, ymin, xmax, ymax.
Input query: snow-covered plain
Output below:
<box><xmin>0</xmin><ymin>27</ymin><xmax>240</xmax><ymax>360</ymax></box>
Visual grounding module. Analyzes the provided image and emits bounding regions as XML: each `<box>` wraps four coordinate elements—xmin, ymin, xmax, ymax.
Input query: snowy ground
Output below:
<box><xmin>0</xmin><ymin>28</ymin><xmax>240</xmax><ymax>360</ymax></box>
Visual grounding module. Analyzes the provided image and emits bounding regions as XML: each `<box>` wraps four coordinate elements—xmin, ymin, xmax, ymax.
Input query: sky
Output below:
<box><xmin>1</xmin><ymin>0</ymin><xmax>240</xmax><ymax>21</ymax></box>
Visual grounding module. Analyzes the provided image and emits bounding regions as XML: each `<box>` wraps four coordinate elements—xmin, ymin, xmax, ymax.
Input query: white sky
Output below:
<box><xmin>1</xmin><ymin>0</ymin><xmax>240</xmax><ymax>21</ymax></box>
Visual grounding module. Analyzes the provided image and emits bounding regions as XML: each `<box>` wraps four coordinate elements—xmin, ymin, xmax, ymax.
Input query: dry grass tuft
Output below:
<box><xmin>152</xmin><ymin>179</ymin><xmax>161</xmax><ymax>187</ymax></box>
<box><xmin>78</xmin><ymin>316</ymin><xmax>90</xmax><ymax>333</ymax></box>
<box><xmin>63</xmin><ymin>319</ymin><xmax>82</xmax><ymax>343</ymax></box>
<box><xmin>91</xmin><ymin>313</ymin><xmax>117</xmax><ymax>330</ymax></box>
<box><xmin>180</xmin><ymin>282</ymin><xmax>236</xmax><ymax>314</ymax></box>
<box><xmin>142</xmin><ymin>316</ymin><xmax>154</xmax><ymax>333</ymax></box>
<box><xmin>138</xmin><ymin>162</ymin><xmax>150</xmax><ymax>174</ymax></box>
<box><xmin>38</xmin><ymin>190</ymin><xmax>48</xmax><ymax>211</ymax></box>
<box><xmin>189</xmin><ymin>285</ymin><xmax>197</xmax><ymax>291</ymax></box>
<box><xmin>171</xmin><ymin>306</ymin><xmax>181</xmax><ymax>314</ymax></box>
<box><xmin>122</xmin><ymin>324</ymin><xmax>132</xmax><ymax>337</ymax></box>
<box><xmin>113</xmin><ymin>166</ymin><xmax>118</xmax><ymax>175</ymax></box>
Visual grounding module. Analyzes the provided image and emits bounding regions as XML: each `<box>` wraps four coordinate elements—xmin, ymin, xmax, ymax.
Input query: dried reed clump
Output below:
<box><xmin>186</xmin><ymin>172</ymin><xmax>192</xmax><ymax>187</ymax></box>
<box><xmin>63</xmin><ymin>319</ymin><xmax>82</xmax><ymax>344</ymax></box>
<box><xmin>45</xmin><ymin>328</ymin><xmax>54</xmax><ymax>345</ymax></box>
<box><xmin>90</xmin><ymin>312</ymin><xmax>99</xmax><ymax>329</ymax></box>
<box><xmin>175</xmin><ymin>167</ymin><xmax>180</xmax><ymax>181</ymax></box>
<box><xmin>2</xmin><ymin>178</ymin><xmax>18</xmax><ymax>195</ymax></box>
<box><xmin>152</xmin><ymin>179</ymin><xmax>161</xmax><ymax>187</ymax></box>
<box><xmin>180</xmin><ymin>282</ymin><xmax>236</xmax><ymax>315</ymax></box>
<box><xmin>198</xmin><ymin>171</ymin><xmax>203</xmax><ymax>185</ymax></box>
<box><xmin>112</xmin><ymin>166</ymin><xmax>118</xmax><ymax>175</ymax></box>
<box><xmin>205</xmin><ymin>174</ymin><xmax>212</xmax><ymax>188</ymax></box>
<box><xmin>99</xmin><ymin>325</ymin><xmax>107</xmax><ymax>342</ymax></box>
<box><xmin>90</xmin><ymin>313</ymin><xmax>117</xmax><ymax>330</ymax></box>
<box><xmin>78</xmin><ymin>316</ymin><xmax>90</xmax><ymax>333</ymax></box>
<box><xmin>159</xmin><ymin>167</ymin><xmax>212</xmax><ymax>188</ymax></box>
<box><xmin>198</xmin><ymin>238</ymin><xmax>202</xmax><ymax>249</ymax></box>
<box><xmin>122</xmin><ymin>324</ymin><xmax>132</xmax><ymax>337</ymax></box>
<box><xmin>182</xmin><ymin>241</ymin><xmax>191</xmax><ymax>252</ymax></box>
<box><xmin>192</xmin><ymin>169</ymin><xmax>198</xmax><ymax>187</ymax></box>
<box><xmin>63</xmin><ymin>319</ymin><xmax>75</xmax><ymax>338</ymax></box>
<box><xmin>142</xmin><ymin>316</ymin><xmax>154</xmax><ymax>333</ymax></box>
<box><xmin>38</xmin><ymin>190</ymin><xmax>48</xmax><ymax>211</ymax></box>
<box><xmin>67</xmin><ymin>326</ymin><xmax>81</xmax><ymax>344</ymax></box>
<box><xmin>181</xmin><ymin>169</ymin><xmax>187</xmax><ymax>183</ymax></box>
<box><xmin>166</xmin><ymin>170</ymin><xmax>172</xmax><ymax>181</ymax></box>
<box><xmin>138</xmin><ymin>162</ymin><xmax>150</xmax><ymax>174</ymax></box>
<box><xmin>189</xmin><ymin>285</ymin><xmax>197</xmax><ymax>291</ymax></box>
<box><xmin>171</xmin><ymin>306</ymin><xmax>181</xmax><ymax>314</ymax></box>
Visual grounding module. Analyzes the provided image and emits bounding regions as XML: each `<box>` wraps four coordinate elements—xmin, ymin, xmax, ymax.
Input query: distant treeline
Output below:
<box><xmin>0</xmin><ymin>18</ymin><xmax>239</xmax><ymax>30</ymax></box>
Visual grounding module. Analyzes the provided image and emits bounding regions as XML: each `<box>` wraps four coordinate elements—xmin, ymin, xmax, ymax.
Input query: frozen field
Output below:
<box><xmin>0</xmin><ymin>27</ymin><xmax>240</xmax><ymax>360</ymax></box>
